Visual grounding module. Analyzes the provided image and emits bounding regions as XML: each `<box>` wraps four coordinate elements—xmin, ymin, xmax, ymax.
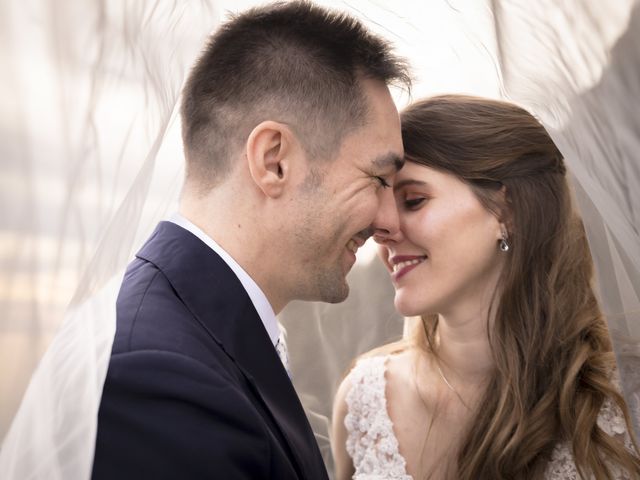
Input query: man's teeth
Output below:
<box><xmin>346</xmin><ymin>239</ymin><xmax>358</xmax><ymax>254</ymax></box>
<box><xmin>393</xmin><ymin>258</ymin><xmax>424</xmax><ymax>273</ymax></box>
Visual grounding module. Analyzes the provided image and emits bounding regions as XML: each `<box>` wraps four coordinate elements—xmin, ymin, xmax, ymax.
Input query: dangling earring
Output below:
<box><xmin>499</xmin><ymin>228</ymin><xmax>510</xmax><ymax>252</ymax></box>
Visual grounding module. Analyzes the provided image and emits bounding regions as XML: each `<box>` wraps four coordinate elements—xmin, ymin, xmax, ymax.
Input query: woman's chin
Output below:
<box><xmin>394</xmin><ymin>295</ymin><xmax>424</xmax><ymax>318</ymax></box>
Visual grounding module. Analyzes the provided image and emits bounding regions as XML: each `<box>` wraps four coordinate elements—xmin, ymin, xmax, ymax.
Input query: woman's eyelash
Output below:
<box><xmin>404</xmin><ymin>197</ymin><xmax>425</xmax><ymax>208</ymax></box>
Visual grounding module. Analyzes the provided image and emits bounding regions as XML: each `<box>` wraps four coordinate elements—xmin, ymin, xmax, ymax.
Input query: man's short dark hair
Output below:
<box><xmin>181</xmin><ymin>0</ymin><xmax>410</xmax><ymax>189</ymax></box>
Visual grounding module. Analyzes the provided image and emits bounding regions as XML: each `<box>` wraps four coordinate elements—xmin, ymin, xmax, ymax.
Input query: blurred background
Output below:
<box><xmin>1</xmin><ymin>0</ymin><xmax>639</xmax><ymax>477</ymax></box>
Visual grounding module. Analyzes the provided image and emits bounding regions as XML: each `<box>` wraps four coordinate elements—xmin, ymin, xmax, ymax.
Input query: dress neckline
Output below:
<box><xmin>344</xmin><ymin>354</ymin><xmax>413</xmax><ymax>479</ymax></box>
<box><xmin>378</xmin><ymin>355</ymin><xmax>413</xmax><ymax>478</ymax></box>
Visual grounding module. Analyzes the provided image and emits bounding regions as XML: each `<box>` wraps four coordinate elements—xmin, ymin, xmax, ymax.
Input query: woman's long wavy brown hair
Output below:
<box><xmin>401</xmin><ymin>95</ymin><xmax>640</xmax><ymax>479</ymax></box>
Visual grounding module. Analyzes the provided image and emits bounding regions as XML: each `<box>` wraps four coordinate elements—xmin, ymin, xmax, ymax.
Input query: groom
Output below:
<box><xmin>92</xmin><ymin>2</ymin><xmax>408</xmax><ymax>479</ymax></box>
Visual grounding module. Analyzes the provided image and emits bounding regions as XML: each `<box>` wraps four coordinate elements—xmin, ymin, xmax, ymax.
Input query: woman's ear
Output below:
<box><xmin>245</xmin><ymin>121</ymin><xmax>295</xmax><ymax>198</ymax></box>
<box><xmin>495</xmin><ymin>184</ymin><xmax>513</xmax><ymax>236</ymax></box>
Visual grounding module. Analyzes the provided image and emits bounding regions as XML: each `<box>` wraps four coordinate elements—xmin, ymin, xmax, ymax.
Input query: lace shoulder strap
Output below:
<box><xmin>598</xmin><ymin>371</ymin><xmax>638</xmax><ymax>463</ymax></box>
<box><xmin>344</xmin><ymin>355</ymin><xmax>411</xmax><ymax>479</ymax></box>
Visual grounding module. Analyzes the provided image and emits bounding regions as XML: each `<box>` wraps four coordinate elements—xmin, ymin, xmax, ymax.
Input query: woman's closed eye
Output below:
<box><xmin>402</xmin><ymin>196</ymin><xmax>428</xmax><ymax>209</ymax></box>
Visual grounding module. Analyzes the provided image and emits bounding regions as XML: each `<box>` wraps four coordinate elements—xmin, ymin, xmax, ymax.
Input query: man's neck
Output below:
<box><xmin>179</xmin><ymin>196</ymin><xmax>288</xmax><ymax>314</ymax></box>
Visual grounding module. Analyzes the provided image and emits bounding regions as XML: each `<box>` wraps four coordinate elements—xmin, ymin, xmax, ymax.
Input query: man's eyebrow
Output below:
<box><xmin>394</xmin><ymin>179</ymin><xmax>428</xmax><ymax>190</ymax></box>
<box><xmin>372</xmin><ymin>153</ymin><xmax>405</xmax><ymax>172</ymax></box>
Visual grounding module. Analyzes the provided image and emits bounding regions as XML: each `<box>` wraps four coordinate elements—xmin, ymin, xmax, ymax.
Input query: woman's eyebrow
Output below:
<box><xmin>394</xmin><ymin>179</ymin><xmax>428</xmax><ymax>189</ymax></box>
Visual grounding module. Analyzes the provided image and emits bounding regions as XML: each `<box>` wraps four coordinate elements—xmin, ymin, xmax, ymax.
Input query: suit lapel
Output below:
<box><xmin>136</xmin><ymin>222</ymin><xmax>325</xmax><ymax>480</ymax></box>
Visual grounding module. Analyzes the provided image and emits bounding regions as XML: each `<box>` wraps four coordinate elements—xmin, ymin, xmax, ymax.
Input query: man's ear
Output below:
<box><xmin>245</xmin><ymin>121</ymin><xmax>297</xmax><ymax>198</ymax></box>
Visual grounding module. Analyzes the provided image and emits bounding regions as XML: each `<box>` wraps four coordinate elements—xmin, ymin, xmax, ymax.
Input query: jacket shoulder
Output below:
<box><xmin>113</xmin><ymin>257</ymin><xmax>219</xmax><ymax>364</ymax></box>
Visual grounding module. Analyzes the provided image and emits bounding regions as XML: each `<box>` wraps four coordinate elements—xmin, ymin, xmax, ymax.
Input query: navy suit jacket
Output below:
<box><xmin>92</xmin><ymin>222</ymin><xmax>329</xmax><ymax>480</ymax></box>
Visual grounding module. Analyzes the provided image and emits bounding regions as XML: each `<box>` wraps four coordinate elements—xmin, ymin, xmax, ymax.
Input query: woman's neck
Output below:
<box><xmin>434</xmin><ymin>305</ymin><xmax>494</xmax><ymax>385</ymax></box>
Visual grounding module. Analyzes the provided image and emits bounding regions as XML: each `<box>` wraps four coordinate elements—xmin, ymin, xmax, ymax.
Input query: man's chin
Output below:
<box><xmin>322</xmin><ymin>289</ymin><xmax>349</xmax><ymax>304</ymax></box>
<box><xmin>314</xmin><ymin>275</ymin><xmax>350</xmax><ymax>304</ymax></box>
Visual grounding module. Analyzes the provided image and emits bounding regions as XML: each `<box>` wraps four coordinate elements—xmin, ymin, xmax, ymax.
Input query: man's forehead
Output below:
<box><xmin>372</xmin><ymin>152</ymin><xmax>405</xmax><ymax>172</ymax></box>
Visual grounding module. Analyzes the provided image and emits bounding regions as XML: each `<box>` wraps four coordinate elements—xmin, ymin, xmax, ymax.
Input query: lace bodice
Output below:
<box><xmin>345</xmin><ymin>356</ymin><xmax>411</xmax><ymax>479</ymax></box>
<box><xmin>344</xmin><ymin>355</ymin><xmax>636</xmax><ymax>480</ymax></box>
<box><xmin>545</xmin><ymin>396</ymin><xmax>636</xmax><ymax>479</ymax></box>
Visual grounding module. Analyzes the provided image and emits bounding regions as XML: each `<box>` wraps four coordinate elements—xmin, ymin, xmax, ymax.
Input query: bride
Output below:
<box><xmin>331</xmin><ymin>95</ymin><xmax>640</xmax><ymax>479</ymax></box>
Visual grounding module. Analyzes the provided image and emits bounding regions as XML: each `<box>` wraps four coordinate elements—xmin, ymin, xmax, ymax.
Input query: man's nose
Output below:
<box><xmin>372</xmin><ymin>187</ymin><xmax>402</xmax><ymax>243</ymax></box>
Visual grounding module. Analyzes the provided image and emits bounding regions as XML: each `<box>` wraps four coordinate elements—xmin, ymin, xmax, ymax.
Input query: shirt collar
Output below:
<box><xmin>169</xmin><ymin>213</ymin><xmax>280</xmax><ymax>346</ymax></box>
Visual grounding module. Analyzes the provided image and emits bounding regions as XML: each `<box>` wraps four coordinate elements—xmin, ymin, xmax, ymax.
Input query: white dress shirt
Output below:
<box><xmin>169</xmin><ymin>213</ymin><xmax>280</xmax><ymax>347</ymax></box>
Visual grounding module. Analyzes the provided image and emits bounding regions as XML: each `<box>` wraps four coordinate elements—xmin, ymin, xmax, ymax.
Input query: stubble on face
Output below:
<box><xmin>290</xmin><ymin>78</ymin><xmax>402</xmax><ymax>305</ymax></box>
<box><xmin>314</xmin><ymin>265</ymin><xmax>351</xmax><ymax>303</ymax></box>
<box><xmin>293</xmin><ymin>185</ymin><xmax>352</xmax><ymax>304</ymax></box>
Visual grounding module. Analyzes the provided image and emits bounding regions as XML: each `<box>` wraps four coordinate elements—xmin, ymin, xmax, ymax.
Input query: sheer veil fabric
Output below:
<box><xmin>0</xmin><ymin>1</ymin><xmax>638</xmax><ymax>478</ymax></box>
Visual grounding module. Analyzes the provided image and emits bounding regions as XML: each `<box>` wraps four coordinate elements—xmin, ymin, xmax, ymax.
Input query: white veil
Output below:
<box><xmin>1</xmin><ymin>1</ymin><xmax>638</xmax><ymax>478</ymax></box>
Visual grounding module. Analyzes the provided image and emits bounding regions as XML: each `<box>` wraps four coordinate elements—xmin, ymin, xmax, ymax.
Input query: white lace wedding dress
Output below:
<box><xmin>344</xmin><ymin>356</ymin><xmax>636</xmax><ymax>480</ymax></box>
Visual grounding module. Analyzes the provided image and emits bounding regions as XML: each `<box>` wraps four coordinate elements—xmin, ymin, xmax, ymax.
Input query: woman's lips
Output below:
<box><xmin>390</xmin><ymin>255</ymin><xmax>427</xmax><ymax>281</ymax></box>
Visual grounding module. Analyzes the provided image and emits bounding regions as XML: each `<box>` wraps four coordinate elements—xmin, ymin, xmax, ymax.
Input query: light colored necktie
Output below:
<box><xmin>275</xmin><ymin>331</ymin><xmax>291</xmax><ymax>378</ymax></box>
